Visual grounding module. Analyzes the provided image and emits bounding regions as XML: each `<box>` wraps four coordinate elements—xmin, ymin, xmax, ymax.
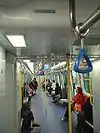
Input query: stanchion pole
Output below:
<box><xmin>39</xmin><ymin>76</ymin><xmax>41</xmax><ymax>88</ymax></box>
<box><xmin>67</xmin><ymin>55</ymin><xmax>72</xmax><ymax>133</ymax></box>
<box><xmin>89</xmin><ymin>76</ymin><xmax>93</xmax><ymax>105</ymax></box>
<box><xmin>44</xmin><ymin>72</ymin><xmax>47</xmax><ymax>92</ymax></box>
<box><xmin>44</xmin><ymin>71</ymin><xmax>48</xmax><ymax>116</ymax></box>
<box><xmin>19</xmin><ymin>70</ymin><xmax>23</xmax><ymax>109</ymax></box>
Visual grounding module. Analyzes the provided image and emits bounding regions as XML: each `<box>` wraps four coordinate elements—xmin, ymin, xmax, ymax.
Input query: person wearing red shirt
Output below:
<box><xmin>73</xmin><ymin>87</ymin><xmax>88</xmax><ymax>111</ymax></box>
<box><xmin>61</xmin><ymin>86</ymin><xmax>88</xmax><ymax>121</ymax></box>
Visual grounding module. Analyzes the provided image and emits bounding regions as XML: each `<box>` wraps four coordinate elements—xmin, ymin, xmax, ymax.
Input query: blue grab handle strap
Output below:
<box><xmin>74</xmin><ymin>48</ymin><xmax>93</xmax><ymax>73</ymax></box>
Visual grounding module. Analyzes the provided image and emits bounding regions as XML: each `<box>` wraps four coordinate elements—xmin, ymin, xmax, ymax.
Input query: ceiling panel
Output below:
<box><xmin>0</xmin><ymin>0</ymin><xmax>99</xmax><ymax>61</ymax></box>
<box><xmin>73</xmin><ymin>37</ymin><xmax>100</xmax><ymax>56</ymax></box>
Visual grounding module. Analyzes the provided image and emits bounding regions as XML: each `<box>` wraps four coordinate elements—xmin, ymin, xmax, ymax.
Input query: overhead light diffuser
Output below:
<box><xmin>6</xmin><ymin>35</ymin><xmax>26</xmax><ymax>47</ymax></box>
<box><xmin>23</xmin><ymin>60</ymin><xmax>30</xmax><ymax>63</ymax></box>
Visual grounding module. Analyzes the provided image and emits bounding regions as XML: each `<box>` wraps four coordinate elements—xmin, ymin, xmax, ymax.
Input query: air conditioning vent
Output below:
<box><xmin>34</xmin><ymin>9</ymin><xmax>56</xmax><ymax>14</ymax></box>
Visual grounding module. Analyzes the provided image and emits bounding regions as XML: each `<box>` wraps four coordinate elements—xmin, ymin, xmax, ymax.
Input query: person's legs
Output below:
<box><xmin>64</xmin><ymin>109</ymin><xmax>68</xmax><ymax>118</ymax></box>
<box><xmin>55</xmin><ymin>95</ymin><xmax>61</xmax><ymax>103</ymax></box>
<box><xmin>49</xmin><ymin>88</ymin><xmax>52</xmax><ymax>95</ymax></box>
<box><xmin>76</xmin><ymin>112</ymin><xmax>84</xmax><ymax>133</ymax></box>
<box><xmin>52</xmin><ymin>95</ymin><xmax>56</xmax><ymax>100</ymax></box>
<box><xmin>61</xmin><ymin>103</ymin><xmax>68</xmax><ymax>121</ymax></box>
<box><xmin>61</xmin><ymin>103</ymin><xmax>74</xmax><ymax>121</ymax></box>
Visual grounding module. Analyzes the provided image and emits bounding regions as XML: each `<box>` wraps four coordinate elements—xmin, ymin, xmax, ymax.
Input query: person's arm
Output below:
<box><xmin>71</xmin><ymin>95</ymin><xmax>78</xmax><ymax>108</ymax></box>
<box><xmin>72</xmin><ymin>94</ymin><xmax>78</xmax><ymax>103</ymax></box>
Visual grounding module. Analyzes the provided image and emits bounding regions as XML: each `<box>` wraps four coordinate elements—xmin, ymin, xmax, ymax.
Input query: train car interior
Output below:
<box><xmin>0</xmin><ymin>0</ymin><xmax>99</xmax><ymax>133</ymax></box>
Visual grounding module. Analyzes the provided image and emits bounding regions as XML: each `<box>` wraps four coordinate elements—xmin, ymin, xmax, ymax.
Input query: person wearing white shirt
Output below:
<box><xmin>51</xmin><ymin>80</ymin><xmax>56</xmax><ymax>95</ymax></box>
<box><xmin>51</xmin><ymin>80</ymin><xmax>56</xmax><ymax>91</ymax></box>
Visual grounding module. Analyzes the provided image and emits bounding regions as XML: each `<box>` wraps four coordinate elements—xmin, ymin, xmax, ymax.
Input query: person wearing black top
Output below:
<box><xmin>76</xmin><ymin>97</ymin><xmax>93</xmax><ymax>133</ymax></box>
<box><xmin>21</xmin><ymin>103</ymin><xmax>40</xmax><ymax>133</ymax></box>
<box><xmin>52</xmin><ymin>83</ymin><xmax>61</xmax><ymax>103</ymax></box>
<box><xmin>33</xmin><ymin>78</ymin><xmax>38</xmax><ymax>91</ymax></box>
<box><xmin>82</xmin><ymin>97</ymin><xmax>93</xmax><ymax>133</ymax></box>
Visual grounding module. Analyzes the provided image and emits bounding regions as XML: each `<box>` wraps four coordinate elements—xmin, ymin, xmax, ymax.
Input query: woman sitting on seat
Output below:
<box><xmin>61</xmin><ymin>86</ymin><xmax>88</xmax><ymax>121</ymax></box>
<box><xmin>52</xmin><ymin>83</ymin><xmax>61</xmax><ymax>103</ymax></box>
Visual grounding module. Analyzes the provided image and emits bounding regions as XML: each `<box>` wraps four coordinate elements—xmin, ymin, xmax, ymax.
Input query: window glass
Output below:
<box><xmin>84</xmin><ymin>73</ymin><xmax>90</xmax><ymax>93</ymax></box>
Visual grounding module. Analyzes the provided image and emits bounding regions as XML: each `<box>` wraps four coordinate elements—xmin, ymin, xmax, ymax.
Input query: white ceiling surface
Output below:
<box><xmin>0</xmin><ymin>0</ymin><xmax>99</xmax><ymax>58</ymax></box>
<box><xmin>0</xmin><ymin>0</ymin><xmax>70</xmax><ymax>28</ymax></box>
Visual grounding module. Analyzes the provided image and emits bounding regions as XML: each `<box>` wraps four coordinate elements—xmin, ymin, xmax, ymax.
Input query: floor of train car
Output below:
<box><xmin>31</xmin><ymin>89</ymin><xmax>77</xmax><ymax>133</ymax></box>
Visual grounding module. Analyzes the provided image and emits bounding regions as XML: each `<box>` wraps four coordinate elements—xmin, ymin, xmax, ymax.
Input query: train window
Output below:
<box><xmin>60</xmin><ymin>72</ymin><xmax>64</xmax><ymax>88</ymax></box>
<box><xmin>55</xmin><ymin>73</ymin><xmax>58</xmax><ymax>83</ymax></box>
<box><xmin>64</xmin><ymin>71</ymin><xmax>67</xmax><ymax>85</ymax></box>
<box><xmin>61</xmin><ymin>73</ymin><xmax>64</xmax><ymax>88</ymax></box>
<box><xmin>75</xmin><ymin>73</ymin><xmax>81</xmax><ymax>87</ymax></box>
<box><xmin>83</xmin><ymin>73</ymin><xmax>90</xmax><ymax>93</ymax></box>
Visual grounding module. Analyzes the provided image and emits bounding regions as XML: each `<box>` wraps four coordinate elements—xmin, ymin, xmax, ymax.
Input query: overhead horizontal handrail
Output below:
<box><xmin>69</xmin><ymin>0</ymin><xmax>100</xmax><ymax>37</ymax></box>
<box><xmin>69</xmin><ymin>0</ymin><xmax>76</xmax><ymax>30</ymax></box>
<box><xmin>85</xmin><ymin>120</ymin><xmax>94</xmax><ymax>129</ymax></box>
<box><xmin>79</xmin><ymin>6</ymin><xmax>100</xmax><ymax>33</ymax></box>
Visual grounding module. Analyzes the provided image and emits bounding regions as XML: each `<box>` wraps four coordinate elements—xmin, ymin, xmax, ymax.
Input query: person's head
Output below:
<box><xmin>53</xmin><ymin>80</ymin><xmax>55</xmax><ymax>83</ymax></box>
<box><xmin>34</xmin><ymin>78</ymin><xmax>36</xmax><ymax>81</ymax></box>
<box><xmin>24</xmin><ymin>82</ymin><xmax>26</xmax><ymax>86</ymax></box>
<box><xmin>64</xmin><ymin>83</ymin><xmax>67</xmax><ymax>87</ymax></box>
<box><xmin>48</xmin><ymin>79</ymin><xmax>50</xmax><ymax>82</ymax></box>
<box><xmin>56</xmin><ymin>83</ymin><xmax>59</xmax><ymax>87</ymax></box>
<box><xmin>76</xmin><ymin>87</ymin><xmax>83</xmax><ymax>94</ymax></box>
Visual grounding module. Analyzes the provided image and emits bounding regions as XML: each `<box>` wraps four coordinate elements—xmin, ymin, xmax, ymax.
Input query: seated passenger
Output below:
<box><xmin>21</xmin><ymin>103</ymin><xmax>40</xmax><ymax>133</ymax></box>
<box><xmin>42</xmin><ymin>80</ymin><xmax>45</xmax><ymax>90</ymax></box>
<box><xmin>51</xmin><ymin>80</ymin><xmax>56</xmax><ymax>91</ymax></box>
<box><xmin>47</xmin><ymin>79</ymin><xmax>52</xmax><ymax>95</ymax></box>
<box><xmin>61</xmin><ymin>87</ymin><xmax>88</xmax><ymax>121</ymax></box>
<box><xmin>26</xmin><ymin>83</ymin><xmax>33</xmax><ymax>103</ymax></box>
<box><xmin>33</xmin><ymin>78</ymin><xmax>38</xmax><ymax>92</ymax></box>
<box><xmin>52</xmin><ymin>83</ymin><xmax>61</xmax><ymax>103</ymax></box>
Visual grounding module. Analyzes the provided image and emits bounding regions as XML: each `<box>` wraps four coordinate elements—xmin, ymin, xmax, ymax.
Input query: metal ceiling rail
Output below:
<box><xmin>69</xmin><ymin>0</ymin><xmax>100</xmax><ymax>37</ymax></box>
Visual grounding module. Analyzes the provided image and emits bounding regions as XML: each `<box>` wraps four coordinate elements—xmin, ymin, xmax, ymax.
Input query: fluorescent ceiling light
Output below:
<box><xmin>27</xmin><ymin>62</ymin><xmax>33</xmax><ymax>72</ymax></box>
<box><xmin>90</xmin><ymin>58</ymin><xmax>95</xmax><ymax>61</ymax></box>
<box><xmin>6</xmin><ymin>35</ymin><xmax>26</xmax><ymax>47</ymax></box>
<box><xmin>51</xmin><ymin>61</ymin><xmax>66</xmax><ymax>70</ymax></box>
<box><xmin>23</xmin><ymin>60</ymin><xmax>30</xmax><ymax>63</ymax></box>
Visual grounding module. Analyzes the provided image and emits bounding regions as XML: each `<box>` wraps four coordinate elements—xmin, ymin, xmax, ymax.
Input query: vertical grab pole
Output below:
<box><xmin>89</xmin><ymin>76</ymin><xmax>93</xmax><ymax>105</ymax></box>
<box><xmin>39</xmin><ymin>76</ymin><xmax>41</xmax><ymax>88</ymax></box>
<box><xmin>44</xmin><ymin>71</ymin><xmax>48</xmax><ymax>116</ymax></box>
<box><xmin>67</xmin><ymin>55</ymin><xmax>72</xmax><ymax>133</ymax></box>
<box><xmin>44</xmin><ymin>72</ymin><xmax>47</xmax><ymax>92</ymax></box>
<box><xmin>19</xmin><ymin>70</ymin><xmax>23</xmax><ymax>109</ymax></box>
